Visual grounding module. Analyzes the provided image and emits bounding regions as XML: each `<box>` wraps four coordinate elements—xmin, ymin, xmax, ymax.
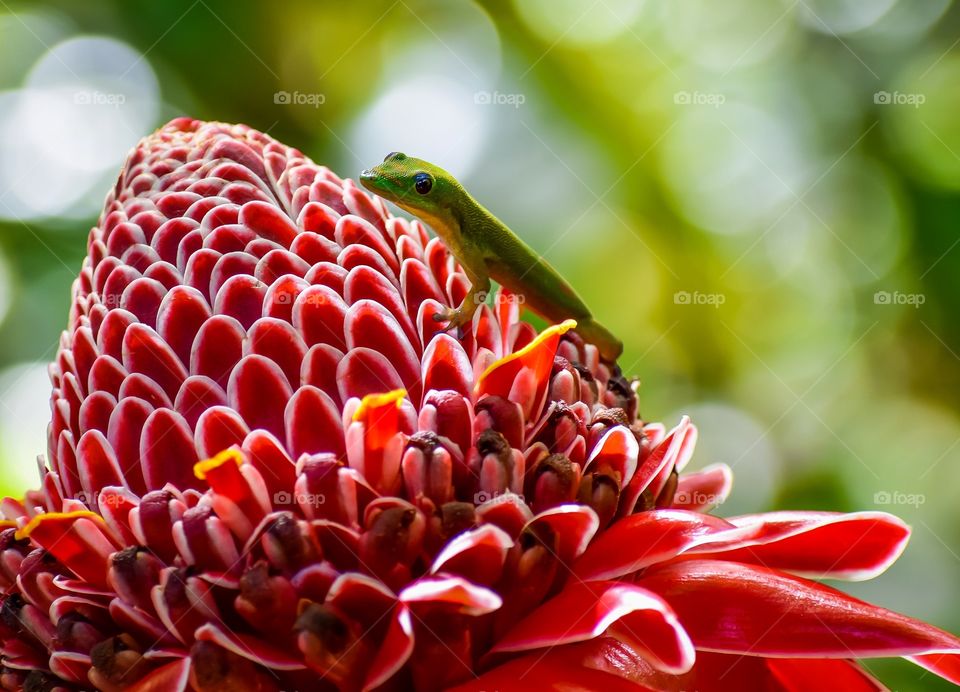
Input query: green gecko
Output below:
<box><xmin>359</xmin><ymin>152</ymin><xmax>623</xmax><ymax>362</ymax></box>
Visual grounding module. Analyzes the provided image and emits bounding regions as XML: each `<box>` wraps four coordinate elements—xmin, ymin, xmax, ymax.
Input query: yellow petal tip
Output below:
<box><xmin>477</xmin><ymin>319</ymin><xmax>578</xmax><ymax>390</ymax></box>
<box><xmin>194</xmin><ymin>447</ymin><xmax>244</xmax><ymax>481</ymax></box>
<box><xmin>353</xmin><ymin>389</ymin><xmax>407</xmax><ymax>422</ymax></box>
<box><xmin>14</xmin><ymin>510</ymin><xmax>104</xmax><ymax>541</ymax></box>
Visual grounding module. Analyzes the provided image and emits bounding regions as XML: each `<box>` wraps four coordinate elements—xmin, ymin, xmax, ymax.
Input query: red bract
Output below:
<box><xmin>1</xmin><ymin>118</ymin><xmax>958</xmax><ymax>691</ymax></box>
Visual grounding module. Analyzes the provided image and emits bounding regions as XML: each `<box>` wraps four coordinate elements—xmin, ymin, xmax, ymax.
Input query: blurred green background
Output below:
<box><xmin>1</xmin><ymin>0</ymin><xmax>958</xmax><ymax>687</ymax></box>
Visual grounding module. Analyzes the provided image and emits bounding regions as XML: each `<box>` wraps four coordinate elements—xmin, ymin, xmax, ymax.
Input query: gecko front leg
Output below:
<box><xmin>433</xmin><ymin>271</ymin><xmax>491</xmax><ymax>332</ymax></box>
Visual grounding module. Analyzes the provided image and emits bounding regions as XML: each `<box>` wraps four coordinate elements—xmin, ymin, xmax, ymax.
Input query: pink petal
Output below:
<box><xmin>669</xmin><ymin>463</ymin><xmax>732</xmax><ymax>512</ymax></box>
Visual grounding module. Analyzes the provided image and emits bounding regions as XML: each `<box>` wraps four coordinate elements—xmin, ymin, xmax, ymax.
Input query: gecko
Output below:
<box><xmin>359</xmin><ymin>152</ymin><xmax>623</xmax><ymax>362</ymax></box>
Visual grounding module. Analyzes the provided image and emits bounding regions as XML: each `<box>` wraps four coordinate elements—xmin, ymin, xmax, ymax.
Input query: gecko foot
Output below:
<box><xmin>432</xmin><ymin>308</ymin><xmax>471</xmax><ymax>335</ymax></box>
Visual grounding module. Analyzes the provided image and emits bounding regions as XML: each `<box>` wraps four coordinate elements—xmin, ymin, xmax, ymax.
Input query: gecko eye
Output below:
<box><xmin>384</xmin><ymin>151</ymin><xmax>401</xmax><ymax>162</ymax></box>
<box><xmin>414</xmin><ymin>172</ymin><xmax>433</xmax><ymax>195</ymax></box>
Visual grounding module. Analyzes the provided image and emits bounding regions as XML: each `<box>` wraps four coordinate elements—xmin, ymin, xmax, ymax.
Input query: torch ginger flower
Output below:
<box><xmin>1</xmin><ymin>118</ymin><xmax>959</xmax><ymax>691</ymax></box>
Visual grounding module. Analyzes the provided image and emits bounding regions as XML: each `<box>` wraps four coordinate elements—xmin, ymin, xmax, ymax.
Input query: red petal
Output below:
<box><xmin>141</xmin><ymin>408</ymin><xmax>200</xmax><ymax>491</ymax></box>
<box><xmin>525</xmin><ymin>504</ymin><xmax>599</xmax><ymax>564</ymax></box>
<box><xmin>492</xmin><ymin>580</ymin><xmax>694</xmax><ymax>675</ymax></box>
<box><xmin>76</xmin><ymin>429</ymin><xmax>126</xmax><ymax>495</ymax></box>
<box><xmin>399</xmin><ymin>576</ymin><xmax>502</xmax><ymax>616</ymax></box>
<box><xmin>16</xmin><ymin>512</ymin><xmax>118</xmax><ymax>588</ymax></box>
<box><xmin>345</xmin><ymin>300</ymin><xmax>421</xmax><ymax>404</ymax></box>
<box><xmin>285</xmin><ymin>386</ymin><xmax>345</xmax><ymax>459</ymax></box>
<box><xmin>620</xmin><ymin>416</ymin><xmax>693</xmax><ymax>516</ymax></box>
<box><xmin>584</xmin><ymin>426</ymin><xmax>640</xmax><ymax>488</ymax></box>
<box><xmin>195</xmin><ymin>406</ymin><xmax>250</xmax><ymax>458</ymax></box>
<box><xmin>213</xmin><ymin>274</ymin><xmax>266</xmax><ymax>330</ymax></box>
<box><xmin>122</xmin><ymin>323</ymin><xmax>188</xmax><ymax>402</ymax></box>
<box><xmin>344</xmin><ymin>265</ymin><xmax>420</xmax><ymax>352</ymax></box>
<box><xmin>195</xmin><ymin>622</ymin><xmax>306</xmax><ymax>670</ymax></box>
<box><xmin>640</xmin><ymin>560</ymin><xmax>960</xmax><ymax>661</ymax></box>
<box><xmin>364</xmin><ymin>604</ymin><xmax>414</xmax><ymax>691</ymax></box>
<box><xmin>575</xmin><ymin>510</ymin><xmax>734</xmax><ymax>581</ymax></box>
<box><xmin>421</xmin><ymin>334</ymin><xmax>473</xmax><ymax>399</ymax></box>
<box><xmin>449</xmin><ymin>648</ymin><xmax>652</xmax><ymax>692</ymax></box>
<box><xmin>430</xmin><ymin>524</ymin><xmax>514</xmax><ymax>585</ymax></box>
<box><xmin>684</xmin><ymin>511</ymin><xmax>910</xmax><ymax>580</ymax></box>
<box><xmin>227</xmin><ymin>354</ymin><xmax>293</xmax><ymax>443</ymax></box>
<box><xmin>245</xmin><ymin>317</ymin><xmax>307</xmax><ymax>389</ymax></box>
<box><xmin>190</xmin><ymin>314</ymin><xmax>245</xmax><ymax>388</ymax></box>
<box><xmin>292</xmin><ymin>285</ymin><xmax>348</xmax><ymax>350</ymax></box>
<box><xmin>767</xmin><ymin>658</ymin><xmax>886</xmax><ymax>691</ymax></box>
<box><xmin>156</xmin><ymin>285</ymin><xmax>211</xmax><ymax>367</ymax></box>
<box><xmin>174</xmin><ymin>375</ymin><xmax>228</xmax><ymax>429</ymax></box>
<box><xmin>239</xmin><ymin>200</ymin><xmax>298</xmax><ymax>246</ymax></box>
<box><xmin>337</xmin><ymin>348</ymin><xmax>405</xmax><ymax>402</ymax></box>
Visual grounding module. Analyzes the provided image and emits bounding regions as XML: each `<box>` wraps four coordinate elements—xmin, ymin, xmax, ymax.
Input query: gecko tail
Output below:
<box><xmin>574</xmin><ymin>318</ymin><xmax>623</xmax><ymax>363</ymax></box>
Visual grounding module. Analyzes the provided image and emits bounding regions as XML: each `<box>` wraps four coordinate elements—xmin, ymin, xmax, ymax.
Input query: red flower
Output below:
<box><xmin>1</xmin><ymin>118</ymin><xmax>958</xmax><ymax>691</ymax></box>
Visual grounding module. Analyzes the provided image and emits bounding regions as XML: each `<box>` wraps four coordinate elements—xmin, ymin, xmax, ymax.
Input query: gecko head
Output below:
<box><xmin>360</xmin><ymin>152</ymin><xmax>460</xmax><ymax>223</ymax></box>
